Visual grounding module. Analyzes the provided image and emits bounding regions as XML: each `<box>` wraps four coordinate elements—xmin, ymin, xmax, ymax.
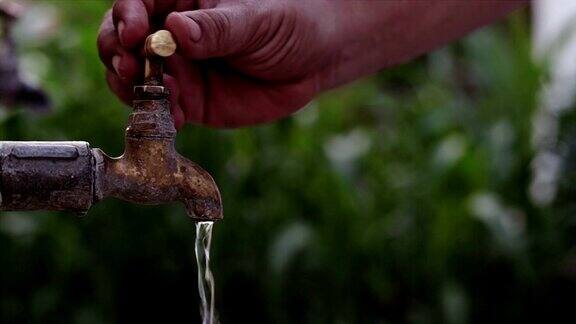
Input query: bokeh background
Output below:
<box><xmin>1</xmin><ymin>1</ymin><xmax>575</xmax><ymax>323</ymax></box>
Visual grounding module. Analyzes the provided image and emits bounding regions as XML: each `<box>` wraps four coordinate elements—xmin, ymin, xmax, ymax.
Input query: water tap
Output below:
<box><xmin>0</xmin><ymin>30</ymin><xmax>223</xmax><ymax>221</ymax></box>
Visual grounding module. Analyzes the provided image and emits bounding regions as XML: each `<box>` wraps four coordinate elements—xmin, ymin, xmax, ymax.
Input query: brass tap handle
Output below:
<box><xmin>0</xmin><ymin>30</ymin><xmax>222</xmax><ymax>221</ymax></box>
<box><xmin>146</xmin><ymin>30</ymin><xmax>177</xmax><ymax>57</ymax></box>
<box><xmin>142</xmin><ymin>30</ymin><xmax>177</xmax><ymax>87</ymax></box>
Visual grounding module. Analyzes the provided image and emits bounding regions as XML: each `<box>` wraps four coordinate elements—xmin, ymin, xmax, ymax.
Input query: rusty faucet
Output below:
<box><xmin>0</xmin><ymin>30</ymin><xmax>223</xmax><ymax>221</ymax></box>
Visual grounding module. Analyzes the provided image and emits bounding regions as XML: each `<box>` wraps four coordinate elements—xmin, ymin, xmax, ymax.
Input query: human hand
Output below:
<box><xmin>98</xmin><ymin>0</ymin><xmax>338</xmax><ymax>128</ymax></box>
<box><xmin>98</xmin><ymin>0</ymin><xmax>528</xmax><ymax>129</ymax></box>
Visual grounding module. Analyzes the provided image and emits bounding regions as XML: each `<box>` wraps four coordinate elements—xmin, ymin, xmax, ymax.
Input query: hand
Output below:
<box><xmin>98</xmin><ymin>0</ymin><xmax>338</xmax><ymax>128</ymax></box>
<box><xmin>98</xmin><ymin>0</ymin><xmax>528</xmax><ymax>129</ymax></box>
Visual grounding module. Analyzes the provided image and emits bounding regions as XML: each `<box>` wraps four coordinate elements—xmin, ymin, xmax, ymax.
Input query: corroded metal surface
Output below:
<box><xmin>0</xmin><ymin>30</ymin><xmax>223</xmax><ymax>220</ymax></box>
<box><xmin>0</xmin><ymin>141</ymin><xmax>93</xmax><ymax>213</ymax></box>
<box><xmin>93</xmin><ymin>96</ymin><xmax>223</xmax><ymax>220</ymax></box>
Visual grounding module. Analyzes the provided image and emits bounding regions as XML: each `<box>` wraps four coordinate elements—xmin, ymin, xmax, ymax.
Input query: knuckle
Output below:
<box><xmin>97</xmin><ymin>33</ymin><xmax>114</xmax><ymax>58</ymax></box>
<box><xmin>96</xmin><ymin>33</ymin><xmax>106</xmax><ymax>53</ymax></box>
<box><xmin>197</xmin><ymin>10</ymin><xmax>231</xmax><ymax>50</ymax></box>
<box><xmin>197</xmin><ymin>0</ymin><xmax>218</xmax><ymax>9</ymax></box>
<box><xmin>111</xmin><ymin>1</ymin><xmax>122</xmax><ymax>24</ymax></box>
<box><xmin>98</xmin><ymin>10</ymin><xmax>114</xmax><ymax>34</ymax></box>
<box><xmin>97</xmin><ymin>27</ymin><xmax>118</xmax><ymax>51</ymax></box>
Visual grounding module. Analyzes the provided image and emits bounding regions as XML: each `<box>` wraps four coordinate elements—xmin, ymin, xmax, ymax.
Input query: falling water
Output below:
<box><xmin>195</xmin><ymin>221</ymin><xmax>217</xmax><ymax>324</ymax></box>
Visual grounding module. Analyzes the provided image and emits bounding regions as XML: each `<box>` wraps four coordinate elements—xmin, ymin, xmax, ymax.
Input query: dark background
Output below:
<box><xmin>1</xmin><ymin>1</ymin><xmax>575</xmax><ymax>323</ymax></box>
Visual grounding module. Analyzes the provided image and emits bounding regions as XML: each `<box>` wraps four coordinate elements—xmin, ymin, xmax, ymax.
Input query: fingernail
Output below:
<box><xmin>180</xmin><ymin>13</ymin><xmax>201</xmax><ymax>42</ymax></box>
<box><xmin>117</xmin><ymin>20</ymin><xmax>126</xmax><ymax>45</ymax></box>
<box><xmin>112</xmin><ymin>55</ymin><xmax>122</xmax><ymax>77</ymax></box>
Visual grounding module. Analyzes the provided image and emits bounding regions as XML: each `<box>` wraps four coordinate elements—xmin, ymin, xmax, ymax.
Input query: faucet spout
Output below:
<box><xmin>92</xmin><ymin>96</ymin><xmax>223</xmax><ymax>220</ymax></box>
<box><xmin>0</xmin><ymin>30</ymin><xmax>223</xmax><ymax>221</ymax></box>
<box><xmin>95</xmin><ymin>30</ymin><xmax>222</xmax><ymax>220</ymax></box>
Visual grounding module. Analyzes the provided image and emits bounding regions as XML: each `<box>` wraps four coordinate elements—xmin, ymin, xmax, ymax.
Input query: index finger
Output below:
<box><xmin>112</xmin><ymin>0</ymin><xmax>150</xmax><ymax>48</ymax></box>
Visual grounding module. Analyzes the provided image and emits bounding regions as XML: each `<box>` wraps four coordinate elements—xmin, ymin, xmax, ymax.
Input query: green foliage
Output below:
<box><xmin>0</xmin><ymin>3</ymin><xmax>573</xmax><ymax>324</ymax></box>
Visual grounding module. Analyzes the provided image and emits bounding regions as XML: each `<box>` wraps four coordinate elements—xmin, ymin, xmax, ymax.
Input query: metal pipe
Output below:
<box><xmin>0</xmin><ymin>30</ymin><xmax>223</xmax><ymax>221</ymax></box>
<box><xmin>0</xmin><ymin>141</ymin><xmax>94</xmax><ymax>214</ymax></box>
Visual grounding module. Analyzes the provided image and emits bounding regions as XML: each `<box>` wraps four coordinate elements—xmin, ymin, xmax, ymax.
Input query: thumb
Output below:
<box><xmin>165</xmin><ymin>7</ymin><xmax>254</xmax><ymax>60</ymax></box>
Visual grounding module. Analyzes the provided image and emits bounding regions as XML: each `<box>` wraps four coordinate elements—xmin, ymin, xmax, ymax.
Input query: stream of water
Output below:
<box><xmin>195</xmin><ymin>221</ymin><xmax>217</xmax><ymax>324</ymax></box>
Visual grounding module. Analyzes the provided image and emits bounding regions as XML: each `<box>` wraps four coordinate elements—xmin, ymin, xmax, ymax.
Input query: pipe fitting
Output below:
<box><xmin>0</xmin><ymin>30</ymin><xmax>223</xmax><ymax>221</ymax></box>
<box><xmin>91</xmin><ymin>94</ymin><xmax>223</xmax><ymax>220</ymax></box>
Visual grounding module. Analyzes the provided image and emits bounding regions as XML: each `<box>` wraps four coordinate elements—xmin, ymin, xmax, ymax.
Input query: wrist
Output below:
<box><xmin>315</xmin><ymin>0</ymin><xmax>530</xmax><ymax>92</ymax></box>
<box><xmin>314</xmin><ymin>1</ymin><xmax>400</xmax><ymax>91</ymax></box>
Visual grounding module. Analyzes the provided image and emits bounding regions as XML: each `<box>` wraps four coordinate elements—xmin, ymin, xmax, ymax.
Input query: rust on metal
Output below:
<box><xmin>143</xmin><ymin>29</ymin><xmax>176</xmax><ymax>86</ymax></box>
<box><xmin>92</xmin><ymin>94</ymin><xmax>223</xmax><ymax>220</ymax></box>
<box><xmin>0</xmin><ymin>30</ymin><xmax>223</xmax><ymax>221</ymax></box>
<box><xmin>0</xmin><ymin>141</ymin><xmax>94</xmax><ymax>214</ymax></box>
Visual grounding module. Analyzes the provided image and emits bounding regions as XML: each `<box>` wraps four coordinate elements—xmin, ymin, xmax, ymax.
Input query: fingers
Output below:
<box><xmin>200</xmin><ymin>70</ymin><xmax>316</xmax><ymax>128</ymax></box>
<box><xmin>114</xmin><ymin>52</ymin><xmax>141</xmax><ymax>84</ymax></box>
<box><xmin>98</xmin><ymin>10</ymin><xmax>142</xmax><ymax>84</ymax></box>
<box><xmin>106</xmin><ymin>70</ymin><xmax>133</xmax><ymax>105</ymax></box>
<box><xmin>112</xmin><ymin>0</ymin><xmax>150</xmax><ymax>48</ymax></box>
<box><xmin>107</xmin><ymin>70</ymin><xmax>186</xmax><ymax>130</ymax></box>
<box><xmin>165</xmin><ymin>54</ymin><xmax>205</xmax><ymax>124</ymax></box>
<box><xmin>165</xmin><ymin>7</ymin><xmax>252</xmax><ymax>60</ymax></box>
<box><xmin>111</xmin><ymin>0</ymin><xmax>195</xmax><ymax>47</ymax></box>
<box><xmin>97</xmin><ymin>10</ymin><xmax>117</xmax><ymax>72</ymax></box>
<box><xmin>146</xmin><ymin>0</ymin><xmax>180</xmax><ymax>17</ymax></box>
<box><xmin>99</xmin><ymin>0</ymin><xmax>191</xmax><ymax>131</ymax></box>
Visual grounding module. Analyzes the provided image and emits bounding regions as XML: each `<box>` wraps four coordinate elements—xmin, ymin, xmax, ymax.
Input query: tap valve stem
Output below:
<box><xmin>0</xmin><ymin>30</ymin><xmax>223</xmax><ymax>221</ymax></box>
<box><xmin>97</xmin><ymin>29</ymin><xmax>223</xmax><ymax>221</ymax></box>
<box><xmin>143</xmin><ymin>30</ymin><xmax>176</xmax><ymax>86</ymax></box>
